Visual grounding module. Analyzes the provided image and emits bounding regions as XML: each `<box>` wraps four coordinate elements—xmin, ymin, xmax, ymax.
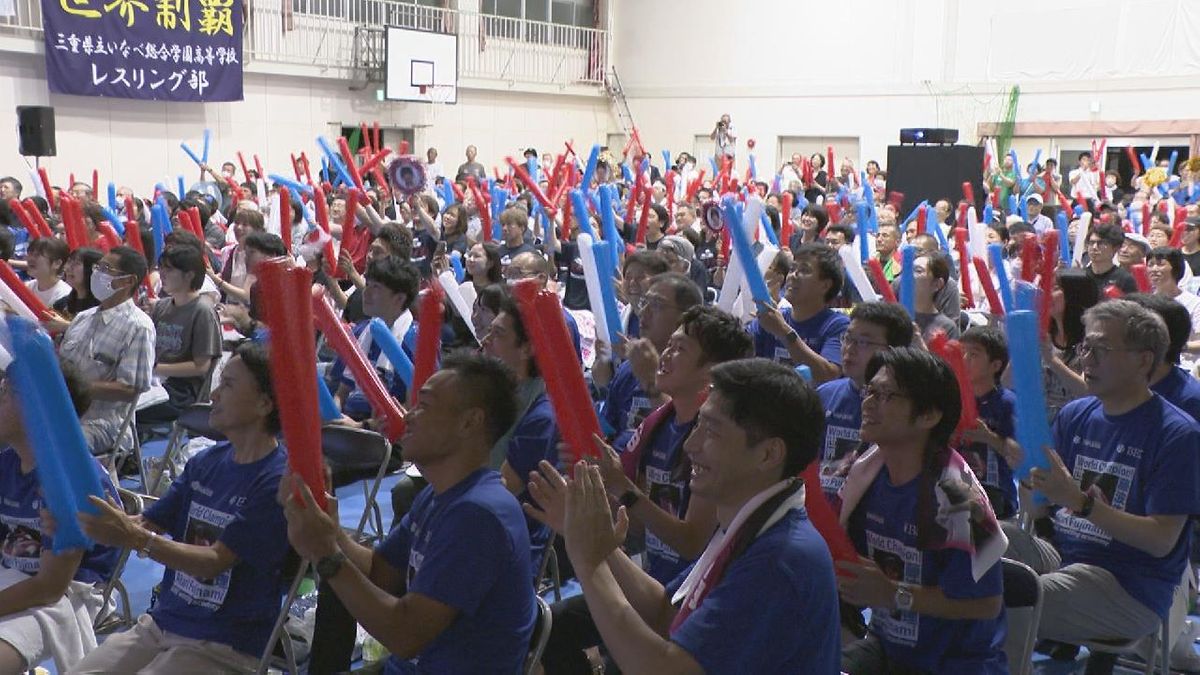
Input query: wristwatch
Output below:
<box><xmin>784</xmin><ymin>330</ymin><xmax>801</xmax><ymax>345</ymax></box>
<box><xmin>893</xmin><ymin>583</ymin><xmax>915</xmax><ymax>612</ymax></box>
<box><xmin>136</xmin><ymin>531</ymin><xmax>157</xmax><ymax>559</ymax></box>
<box><xmin>316</xmin><ymin>551</ymin><xmax>347</xmax><ymax>579</ymax></box>
<box><xmin>618</xmin><ymin>490</ymin><xmax>641</xmax><ymax>509</ymax></box>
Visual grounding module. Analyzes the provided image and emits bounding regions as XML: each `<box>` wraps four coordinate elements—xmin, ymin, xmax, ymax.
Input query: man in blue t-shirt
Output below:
<box><xmin>528</xmin><ymin>359</ymin><xmax>841</xmax><ymax>673</ymax></box>
<box><xmin>602</xmin><ymin>272</ymin><xmax>702</xmax><ymax>453</ymax></box>
<box><xmin>1126</xmin><ymin>293</ymin><xmax>1200</xmax><ymax>422</ymax></box>
<box><xmin>1007</xmin><ymin>300</ymin><xmax>1200</xmax><ymax>667</ymax></box>
<box><xmin>958</xmin><ymin>326</ymin><xmax>1022</xmax><ymax>519</ymax></box>
<box><xmin>816</xmin><ymin>302</ymin><xmax>914</xmax><ymax>505</ymax></box>
<box><xmin>749</xmin><ymin>243</ymin><xmax>849</xmax><ymax>384</ymax></box>
<box><xmin>283</xmin><ymin>353</ymin><xmax>535</xmax><ymax>675</ymax></box>
<box><xmin>541</xmin><ymin>306</ymin><xmax>753</xmax><ymax>674</ymax></box>
<box><xmin>590</xmin><ymin>251</ymin><xmax>670</xmax><ymax>391</ymax></box>
<box><xmin>329</xmin><ymin>256</ymin><xmax>419</xmax><ymax>425</ymax></box>
<box><xmin>840</xmin><ymin>347</ymin><xmax>1007</xmax><ymax>674</ymax></box>
<box><xmin>74</xmin><ymin>342</ymin><xmax>291</xmax><ymax>673</ymax></box>
<box><xmin>0</xmin><ymin>358</ymin><xmax>120</xmax><ymax>673</ymax></box>
<box><xmin>481</xmin><ymin>294</ymin><xmax>561</xmax><ymax>580</ymax></box>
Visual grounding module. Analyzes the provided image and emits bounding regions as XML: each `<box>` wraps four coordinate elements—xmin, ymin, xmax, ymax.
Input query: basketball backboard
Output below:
<box><xmin>385</xmin><ymin>26</ymin><xmax>458</xmax><ymax>104</ymax></box>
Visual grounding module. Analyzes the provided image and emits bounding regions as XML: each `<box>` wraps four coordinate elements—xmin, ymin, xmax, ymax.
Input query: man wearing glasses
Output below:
<box><xmin>58</xmin><ymin>247</ymin><xmax>155</xmax><ymax>455</ymax></box>
<box><xmin>1004</xmin><ymin>299</ymin><xmax>1200</xmax><ymax>672</ymax></box>
<box><xmin>504</xmin><ymin>252</ymin><xmax>582</xmax><ymax>363</ymax></box>
<box><xmin>1084</xmin><ymin>220</ymin><xmax>1138</xmax><ymax>297</ymax></box>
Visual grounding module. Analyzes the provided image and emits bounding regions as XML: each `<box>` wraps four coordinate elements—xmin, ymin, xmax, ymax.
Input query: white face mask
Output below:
<box><xmin>90</xmin><ymin>269</ymin><xmax>125</xmax><ymax>302</ymax></box>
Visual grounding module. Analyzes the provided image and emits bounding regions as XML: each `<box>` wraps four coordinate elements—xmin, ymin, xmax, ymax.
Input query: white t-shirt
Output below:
<box><xmin>24</xmin><ymin>278</ymin><xmax>71</xmax><ymax>307</ymax></box>
<box><xmin>1069</xmin><ymin>167</ymin><xmax>1100</xmax><ymax>201</ymax></box>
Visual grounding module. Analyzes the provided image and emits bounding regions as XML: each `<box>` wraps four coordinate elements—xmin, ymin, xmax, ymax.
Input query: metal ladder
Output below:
<box><xmin>605</xmin><ymin>66</ymin><xmax>637</xmax><ymax>146</ymax></box>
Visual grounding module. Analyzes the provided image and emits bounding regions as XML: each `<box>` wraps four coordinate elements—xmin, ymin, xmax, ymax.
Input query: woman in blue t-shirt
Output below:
<box><xmin>73</xmin><ymin>343</ymin><xmax>290</xmax><ymax>674</ymax></box>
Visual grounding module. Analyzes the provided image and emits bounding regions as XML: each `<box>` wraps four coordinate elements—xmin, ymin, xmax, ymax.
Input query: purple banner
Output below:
<box><xmin>41</xmin><ymin>0</ymin><xmax>243</xmax><ymax>102</ymax></box>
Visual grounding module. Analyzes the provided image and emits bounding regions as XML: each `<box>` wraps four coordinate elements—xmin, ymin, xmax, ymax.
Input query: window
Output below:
<box><xmin>481</xmin><ymin>0</ymin><xmax>593</xmax><ymax>27</ymax></box>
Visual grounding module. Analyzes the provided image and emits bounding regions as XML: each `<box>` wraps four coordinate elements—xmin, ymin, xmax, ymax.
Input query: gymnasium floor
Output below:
<box><xmin>33</xmin><ymin>436</ymin><xmax>1197</xmax><ymax>674</ymax></box>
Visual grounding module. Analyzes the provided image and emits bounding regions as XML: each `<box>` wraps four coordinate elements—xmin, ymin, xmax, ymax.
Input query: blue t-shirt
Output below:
<box><xmin>330</xmin><ymin>320</ymin><xmax>412</xmax><ymax>419</ymax></box>
<box><xmin>639</xmin><ymin>415</ymin><xmax>697</xmax><ymax>584</ymax></box>
<box><xmin>666</xmin><ymin>507</ymin><xmax>841</xmax><ymax>674</ymax></box>
<box><xmin>603</xmin><ymin>360</ymin><xmax>654</xmax><ymax>453</ymax></box>
<box><xmin>0</xmin><ymin>448</ymin><xmax>120</xmax><ymax>584</ymax></box>
<box><xmin>1151</xmin><ymin>366</ymin><xmax>1200</xmax><ymax>422</ymax></box>
<box><xmin>506</xmin><ymin>390</ymin><xmax>560</xmax><ymax>580</ymax></box>
<box><xmin>1050</xmin><ymin>394</ymin><xmax>1200</xmax><ymax>618</ymax></box>
<box><xmin>144</xmin><ymin>442</ymin><xmax>290</xmax><ymax>656</ymax></box>
<box><xmin>816</xmin><ymin>377</ymin><xmax>864</xmax><ymax>503</ymax></box>
<box><xmin>849</xmin><ymin>466</ymin><xmax>1007</xmax><ymax>673</ymax></box>
<box><xmin>960</xmin><ymin>387</ymin><xmax>1018</xmax><ymax>517</ymax></box>
<box><xmin>748</xmin><ymin>307</ymin><xmax>848</xmax><ymax>369</ymax></box>
<box><xmin>378</xmin><ymin>468</ymin><xmax>534</xmax><ymax>674</ymax></box>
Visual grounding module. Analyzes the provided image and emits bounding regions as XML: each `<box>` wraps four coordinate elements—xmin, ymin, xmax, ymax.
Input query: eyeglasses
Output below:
<box><xmin>94</xmin><ymin>263</ymin><xmax>127</xmax><ymax>276</ymax></box>
<box><xmin>862</xmin><ymin>385</ymin><xmax>907</xmax><ymax>404</ymax></box>
<box><xmin>1078</xmin><ymin>338</ymin><xmax>1142</xmax><ymax>359</ymax></box>
<box><xmin>1086</xmin><ymin>239</ymin><xmax>1112</xmax><ymax>249</ymax></box>
<box><xmin>840</xmin><ymin>334</ymin><xmax>889</xmax><ymax>351</ymax></box>
<box><xmin>636</xmin><ymin>294</ymin><xmax>680</xmax><ymax>315</ymax></box>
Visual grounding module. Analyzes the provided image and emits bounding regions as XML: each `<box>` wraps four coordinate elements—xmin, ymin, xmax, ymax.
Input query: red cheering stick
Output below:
<box><xmin>505</xmin><ymin>157</ymin><xmax>555</xmax><ymax>214</ymax></box>
<box><xmin>187</xmin><ymin>206</ymin><xmax>204</xmax><ymax>242</ymax></box>
<box><xmin>887</xmin><ymin>191</ymin><xmax>905</xmax><ymax>213</ymax></box>
<box><xmin>1038</xmin><ymin>231</ymin><xmax>1059</xmax><ymax>338</ymax></box>
<box><xmin>91</xmin><ymin>170</ymin><xmax>98</xmax><ymax>201</ymax></box>
<box><xmin>928</xmin><ymin>332</ymin><xmax>978</xmax><ymax>444</ymax></box>
<box><xmin>1019</xmin><ymin>237</ymin><xmax>1038</xmax><ymax>282</ymax></box>
<box><xmin>290</xmin><ymin>153</ymin><xmax>303</xmax><ymax>181</ymax></box>
<box><xmin>866</xmin><ymin>258</ymin><xmax>897</xmax><ymax>303</ymax></box>
<box><xmin>1104</xmin><ymin>284</ymin><xmax>1124</xmax><ymax>299</ymax></box>
<box><xmin>915</xmin><ymin>205</ymin><xmax>927</xmax><ymax>235</ymax></box>
<box><xmin>982</xmin><ymin>152</ymin><xmax>992</xmax><ymax>175</ymax></box>
<box><xmin>990</xmin><ymin>186</ymin><xmax>1000</xmax><ymax>208</ymax></box>
<box><xmin>300</xmin><ymin>152</ymin><xmax>313</xmax><ymax>186</ymax></box>
<box><xmin>37</xmin><ymin>168</ymin><xmax>54</xmax><ymax>211</ymax></box>
<box><xmin>0</xmin><ymin>261</ymin><xmax>49</xmax><ymax>319</ymax></box>
<box><xmin>237</xmin><ymin>151</ymin><xmax>251</xmax><ymax>183</ymax></box>
<box><xmin>961</xmin><ymin>181</ymin><xmax>975</xmax><ymax>206</ymax></box>
<box><xmin>22</xmin><ymin>199</ymin><xmax>53</xmax><ymax>238</ymax></box>
<box><xmin>340</xmin><ymin>189</ymin><xmax>361</xmax><ymax>270</ymax></box>
<box><xmin>1042</xmin><ymin>168</ymin><xmax>1055</xmax><ymax>201</ymax></box>
<box><xmin>258</xmin><ymin>261</ymin><xmax>326</xmax><ymax>509</ymax></box>
<box><xmin>96</xmin><ymin>223</ymin><xmax>121</xmax><ymax>251</ymax></box>
<box><xmin>253</xmin><ymin>154</ymin><xmax>264</xmax><ymax>179</ymax></box>
<box><xmin>337</xmin><ymin>137</ymin><xmax>365</xmax><ymax>191</ymax></box>
<box><xmin>623</xmin><ymin>179</ymin><xmax>639</xmax><ymax>225</ymax></box>
<box><xmin>801</xmin><ymin>157</ymin><xmax>814</xmax><ymax>186</ymax></box>
<box><xmin>311</xmin><ymin>185</ymin><xmax>338</xmax><ymax>277</ymax></box>
<box><xmin>1141</xmin><ymin>203</ymin><xmax>1152</xmax><ymax>235</ymax></box>
<box><xmin>1125</xmin><ymin>145</ymin><xmax>1142</xmax><ymax>175</ymax></box>
<box><xmin>636</xmin><ymin>178</ymin><xmax>652</xmax><ymax>245</ymax></box>
<box><xmin>799</xmin><ymin>462</ymin><xmax>858</xmax><ymax>573</ymax></box>
<box><xmin>826</xmin><ymin>146</ymin><xmax>835</xmax><ymax>182</ymax></box>
<box><xmin>410</xmin><ymin>284</ymin><xmax>444</xmax><ymax>406</ymax></box>
<box><xmin>311</xmin><ymin>287</ymin><xmax>406</xmax><ymax>441</ymax></box>
<box><xmin>826</xmin><ymin>202</ymin><xmax>842</xmax><ymax>226</ymax></box>
<box><xmin>685</xmin><ymin>170</ymin><xmax>706</xmax><ymax>202</ymax></box>
<box><xmin>1132</xmin><ymin>264</ymin><xmax>1151</xmax><ymax>293</ymax></box>
<box><xmin>779</xmin><ymin>192</ymin><xmax>794</xmax><ymax>245</ymax></box>
<box><xmin>223</xmin><ymin>177</ymin><xmax>245</xmax><ymax>203</ymax></box>
<box><xmin>973</xmin><ymin>257</ymin><xmax>1004</xmax><ymax>317</ymax></box>
<box><xmin>8</xmin><ymin>199</ymin><xmax>41</xmax><ymax>241</ymax></box>
<box><xmin>59</xmin><ymin>195</ymin><xmax>87</xmax><ymax>251</ymax></box>
<box><xmin>359</xmin><ymin>123</ymin><xmax>372</xmax><ymax>154</ymax></box>
<box><xmin>1170</xmin><ymin>222</ymin><xmax>1186</xmax><ymax>248</ymax></box>
<box><xmin>278</xmin><ymin>186</ymin><xmax>293</xmax><ymax>254</ymax></box>
<box><xmin>467</xmin><ymin>177</ymin><xmax>493</xmax><ymax>242</ymax></box>
<box><xmin>511</xmin><ymin>280</ymin><xmax>600</xmax><ymax>463</ymax></box>
<box><xmin>954</xmin><ymin>228</ymin><xmax>975</xmax><ymax>308</ymax></box>
<box><xmin>372</xmin><ymin>123</ymin><xmax>381</xmax><ymax>156</ymax></box>
<box><xmin>360</xmin><ymin>148</ymin><xmax>393</xmax><ymax>176</ymax></box>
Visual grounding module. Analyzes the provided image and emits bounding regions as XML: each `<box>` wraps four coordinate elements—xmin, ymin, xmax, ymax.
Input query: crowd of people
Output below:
<box><xmin>0</xmin><ymin>122</ymin><xmax>1197</xmax><ymax>675</ymax></box>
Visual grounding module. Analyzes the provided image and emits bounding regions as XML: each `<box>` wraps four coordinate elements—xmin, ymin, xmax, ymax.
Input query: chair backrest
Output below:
<box><xmin>1001</xmin><ymin>558</ymin><xmax>1042</xmax><ymax>675</ymax></box>
<box><xmin>523</xmin><ymin>596</ymin><xmax>552</xmax><ymax>675</ymax></box>
<box><xmin>175</xmin><ymin>403</ymin><xmax>227</xmax><ymax>442</ymax></box>
<box><xmin>115</xmin><ymin>487</ymin><xmax>144</xmax><ymax>516</ymax></box>
<box><xmin>321</xmin><ymin>425</ymin><xmax>389</xmax><ymax>475</ymax></box>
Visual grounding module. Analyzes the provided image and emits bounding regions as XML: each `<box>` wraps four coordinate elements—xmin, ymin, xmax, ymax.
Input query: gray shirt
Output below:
<box><xmin>150</xmin><ymin>296</ymin><xmax>222</xmax><ymax>407</ymax></box>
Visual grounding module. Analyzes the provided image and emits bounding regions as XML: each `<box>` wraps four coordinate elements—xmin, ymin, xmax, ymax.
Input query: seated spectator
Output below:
<box><xmin>461</xmin><ymin>241</ymin><xmax>502</xmax><ymax>324</ymax></box>
<box><xmin>140</xmin><ymin>245</ymin><xmax>222</xmax><ymax>423</ymax></box>
<box><xmin>1145</xmin><ymin>246</ymin><xmax>1200</xmax><ymax>368</ymax></box>
<box><xmin>23</xmin><ymin>237</ymin><xmax>71</xmax><ymax>307</ymax></box>
<box><xmin>817</xmin><ymin>302</ymin><xmax>915</xmax><ymax>504</ymax></box>
<box><xmin>1124</xmin><ymin>293</ymin><xmax>1200</xmax><ymax>421</ymax></box>
<box><xmin>1084</xmin><ymin>221</ymin><xmax>1139</xmax><ymax>296</ymax></box>
<box><xmin>157</xmin><ymin>230</ymin><xmax>221</xmax><ymax>305</ymax></box>
<box><xmin>658</xmin><ymin>234</ymin><xmax>710</xmax><ymax>293</ymax></box>
<box><xmin>543</xmin><ymin>305</ymin><xmax>752</xmax><ymax>673</ymax></box>
<box><xmin>1004</xmin><ymin>300</ymin><xmax>1200</xmax><ymax>673</ymax></box>
<box><xmin>749</xmin><ymin>243</ymin><xmax>849</xmax><ymax>383</ymax></box>
<box><xmin>602</xmin><ymin>272</ymin><xmax>702</xmax><ymax>452</ymax></box>
<box><xmin>529</xmin><ymin>358</ymin><xmax>842</xmax><ymax>673</ymax></box>
<box><xmin>1117</xmin><ymin>232</ymin><xmax>1150</xmax><ymax>272</ymax></box>
<box><xmin>912</xmin><ymin>251</ymin><xmax>960</xmax><ymax>341</ymax></box>
<box><xmin>57</xmin><ymin>246</ymin><xmax>155</xmax><ymax>454</ymax></box>
<box><xmin>213</xmin><ymin>204</ymin><xmax>263</xmax><ymax>307</ymax></box>
<box><xmin>329</xmin><ymin>256</ymin><xmax>419</xmax><ymax>427</ymax></box>
<box><xmin>217</xmin><ymin>232</ymin><xmax>286</xmax><ymax>340</ymax></box>
<box><xmin>504</xmin><ymin>252</ymin><xmax>582</xmax><ymax>361</ymax></box>
<box><xmin>283</xmin><ymin>352</ymin><xmax>534</xmax><ymax>674</ymax></box>
<box><xmin>958</xmin><ymin>326</ymin><xmax>1022</xmax><ymax>519</ymax></box>
<box><xmin>335</xmin><ymin>222</ymin><xmax>413</xmax><ymax>324</ymax></box>
<box><xmin>840</xmin><ymin>347</ymin><xmax>1007</xmax><ymax>674</ymax></box>
<box><xmin>0</xmin><ymin>358</ymin><xmax>119</xmax><ymax>673</ymax></box>
<box><xmin>71</xmin><ymin>343</ymin><xmax>290</xmax><ymax>673</ymax></box>
<box><xmin>43</xmin><ymin>247</ymin><xmax>102</xmax><ymax>334</ymax></box>
<box><xmin>497</xmin><ymin>207</ymin><xmax>537</xmax><ymax>273</ymax></box>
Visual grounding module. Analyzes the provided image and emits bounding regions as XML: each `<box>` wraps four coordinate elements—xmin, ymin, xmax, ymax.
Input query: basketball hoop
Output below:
<box><xmin>418</xmin><ymin>85</ymin><xmax>427</xmax><ymax>95</ymax></box>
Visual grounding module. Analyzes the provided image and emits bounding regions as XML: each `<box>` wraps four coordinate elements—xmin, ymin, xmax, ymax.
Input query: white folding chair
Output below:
<box><xmin>147</xmin><ymin>403</ymin><xmax>226</xmax><ymax>496</ymax></box>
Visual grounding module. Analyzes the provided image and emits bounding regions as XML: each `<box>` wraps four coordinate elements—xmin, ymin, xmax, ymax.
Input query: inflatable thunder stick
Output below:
<box><xmin>866</xmin><ymin>258</ymin><xmax>897</xmax><ymax>304</ymax></box>
<box><xmin>988</xmin><ymin>243</ymin><xmax>1015</xmax><ymax>313</ymax></box>
<box><xmin>578</xmin><ymin>234</ymin><xmax>614</xmax><ymax>348</ymax></box>
<box><xmin>511</xmin><ymin>279</ymin><xmax>600</xmax><ymax>463</ymax></box>
<box><xmin>367</xmin><ymin>318</ymin><xmax>415</xmax><ymax>390</ymax></box>
<box><xmin>954</xmin><ymin>228</ymin><xmax>975</xmax><ymax>308</ymax></box>
<box><xmin>898</xmin><ymin>246</ymin><xmax>915</xmax><ymax>318</ymax></box>
<box><xmin>257</xmin><ymin>261</ymin><xmax>326</xmax><ymax>509</ymax></box>
<box><xmin>800</xmin><ymin>462</ymin><xmax>859</xmax><ymax>575</ymax></box>
<box><xmin>928</xmin><ymin>333</ymin><xmax>978</xmax><ymax>443</ymax></box>
<box><xmin>722</xmin><ymin>199</ymin><xmax>772</xmax><ymax>305</ymax></box>
<box><xmin>316</xmin><ymin>376</ymin><xmax>341</xmax><ymax>423</ymax></box>
<box><xmin>1006</xmin><ymin>310</ymin><xmax>1052</xmax><ymax>480</ymax></box>
<box><xmin>410</xmin><ymin>284</ymin><xmax>445</xmax><ymax>406</ymax></box>
<box><xmin>0</xmin><ymin>261</ymin><xmax>48</xmax><ymax>320</ymax></box>
<box><xmin>973</xmin><ymin>257</ymin><xmax>1004</xmax><ymax>317</ymax></box>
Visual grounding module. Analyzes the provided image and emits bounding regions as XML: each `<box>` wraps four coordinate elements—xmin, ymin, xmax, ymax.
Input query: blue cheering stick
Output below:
<box><xmin>926</xmin><ymin>204</ymin><xmax>951</xmax><ymax>253</ymax></box>
<box><xmin>898</xmin><ymin>246</ymin><xmax>915</xmax><ymax>318</ymax></box>
<box><xmin>592</xmin><ymin>239</ymin><xmax>623</xmax><ymax>346</ymax></box>
<box><xmin>570</xmin><ymin>190</ymin><xmax>598</xmax><ymax>240</ymax></box>
<box><xmin>661</xmin><ymin>150</ymin><xmax>671</xmax><ymax>175</ymax></box>
<box><xmin>6</xmin><ymin>316</ymin><xmax>105</xmax><ymax>552</ymax></box>
<box><xmin>1056</xmin><ymin>211</ymin><xmax>1070</xmax><ymax>263</ymax></box>
<box><xmin>621</xmin><ymin>163</ymin><xmax>634</xmax><ymax>184</ymax></box>
<box><xmin>449</xmin><ymin>251</ymin><xmax>465</xmax><ymax>284</ymax></box>
<box><xmin>316</xmin><ymin>375</ymin><xmax>341</xmax><ymax>423</ymax></box>
<box><xmin>580</xmin><ymin>144</ymin><xmax>601</xmax><ymax>191</ymax></box>
<box><xmin>988</xmin><ymin>243</ymin><xmax>1014</xmax><ymax>313</ymax></box>
<box><xmin>856</xmin><ymin>201</ymin><xmax>872</xmax><ymax>264</ymax></box>
<box><xmin>721</xmin><ymin>198</ymin><xmax>772</xmax><ymax>305</ymax></box>
<box><xmin>1018</xmin><ymin>195</ymin><xmax>1028</xmax><ymax>221</ymax></box>
<box><xmin>1006</xmin><ymin>310</ymin><xmax>1053</xmax><ymax>484</ymax></box>
<box><xmin>99</xmin><ymin>206</ymin><xmax>126</xmax><ymax>238</ymax></box>
<box><xmin>527</xmin><ymin>157</ymin><xmax>540</xmax><ymax>183</ymax></box>
<box><xmin>708</xmin><ymin>156</ymin><xmax>719</xmax><ymax>177</ymax></box>
<box><xmin>368</xmin><ymin>318</ymin><xmax>414</xmax><ymax>390</ymax></box>
<box><xmin>107</xmin><ymin>182</ymin><xmax>118</xmax><ymax>213</ymax></box>
<box><xmin>1009</xmin><ymin>149</ymin><xmax>1023</xmax><ymax>184</ymax></box>
<box><xmin>758</xmin><ymin>210</ymin><xmax>778</xmax><ymax>247</ymax></box>
<box><xmin>982</xmin><ymin>203</ymin><xmax>994</xmax><ymax>226</ymax></box>
<box><xmin>772</xmin><ymin>174</ymin><xmax>781</xmax><ymax>194</ymax></box>
<box><xmin>1014</xmin><ymin>280</ymin><xmax>1038</xmax><ymax>312</ymax></box>
<box><xmin>900</xmin><ymin>199</ymin><xmax>928</xmax><ymax>236</ymax></box>
<box><xmin>180</xmin><ymin>140</ymin><xmax>203</xmax><ymax>167</ymax></box>
<box><xmin>201</xmin><ymin>128</ymin><xmax>212</xmax><ymax>164</ymax></box>
<box><xmin>403</xmin><ymin>324</ymin><xmax>417</xmax><ymax>354</ymax></box>
<box><xmin>598</xmin><ymin>184</ymin><xmax>622</xmax><ymax>273</ymax></box>
<box><xmin>316</xmin><ymin>136</ymin><xmax>355</xmax><ymax>187</ymax></box>
<box><xmin>1008</xmin><ymin>195</ymin><xmax>1018</xmax><ymax>218</ymax></box>
<box><xmin>748</xmin><ymin>154</ymin><xmax>757</xmax><ymax>181</ymax></box>
<box><xmin>176</xmin><ymin>176</ymin><xmax>186</xmax><ymax>198</ymax></box>
<box><xmin>149</xmin><ymin>203</ymin><xmax>167</xmax><ymax>264</ymax></box>
<box><xmin>267</xmin><ymin>174</ymin><xmax>313</xmax><ymax>196</ymax></box>
<box><xmin>439</xmin><ymin>179</ymin><xmax>455</xmax><ymax>213</ymax></box>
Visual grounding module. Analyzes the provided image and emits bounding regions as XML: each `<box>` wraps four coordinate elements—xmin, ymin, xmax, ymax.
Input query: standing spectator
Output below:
<box><xmin>709</xmin><ymin>114</ymin><xmax>736</xmax><ymax>164</ymax></box>
<box><xmin>424</xmin><ymin>147</ymin><xmax>443</xmax><ymax>183</ymax></box>
<box><xmin>455</xmin><ymin>145</ymin><xmax>487</xmax><ymax>182</ymax></box>
<box><xmin>1069</xmin><ymin>152</ymin><xmax>1100</xmax><ymax>203</ymax></box>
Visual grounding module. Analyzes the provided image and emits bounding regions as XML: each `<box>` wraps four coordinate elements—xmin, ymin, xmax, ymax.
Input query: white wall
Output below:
<box><xmin>0</xmin><ymin>50</ymin><xmax>611</xmax><ymax>193</ymax></box>
<box><xmin>612</xmin><ymin>0</ymin><xmax>1200</xmax><ymax>177</ymax></box>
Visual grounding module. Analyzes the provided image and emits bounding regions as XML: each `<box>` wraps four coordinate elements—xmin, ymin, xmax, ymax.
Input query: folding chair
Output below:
<box><xmin>1001</xmin><ymin>558</ymin><xmax>1042</xmax><ymax>675</ymax></box>
<box><xmin>523</xmin><ymin>596</ymin><xmax>553</xmax><ymax>675</ymax></box>
<box><xmin>321</xmin><ymin>425</ymin><xmax>396</xmax><ymax>540</ymax></box>
<box><xmin>98</xmin><ymin>402</ymin><xmax>146</xmax><ymax>490</ymax></box>
<box><xmin>93</xmin><ymin>488</ymin><xmax>150</xmax><ymax>634</ymax></box>
<box><xmin>1077</xmin><ymin>618</ymin><xmax>1170</xmax><ymax>675</ymax></box>
<box><xmin>148</xmin><ymin>403</ymin><xmax>226</xmax><ymax>496</ymax></box>
<box><xmin>535</xmin><ymin>544</ymin><xmax>562</xmax><ymax>603</ymax></box>
<box><xmin>254</xmin><ymin>551</ymin><xmax>309</xmax><ymax>675</ymax></box>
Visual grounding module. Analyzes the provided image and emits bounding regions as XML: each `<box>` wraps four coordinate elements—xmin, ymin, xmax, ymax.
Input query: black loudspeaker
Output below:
<box><xmin>899</xmin><ymin>128</ymin><xmax>959</xmax><ymax>145</ymax></box>
<box><xmin>886</xmin><ymin>144</ymin><xmax>984</xmax><ymax>217</ymax></box>
<box><xmin>16</xmin><ymin>106</ymin><xmax>56</xmax><ymax>157</ymax></box>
